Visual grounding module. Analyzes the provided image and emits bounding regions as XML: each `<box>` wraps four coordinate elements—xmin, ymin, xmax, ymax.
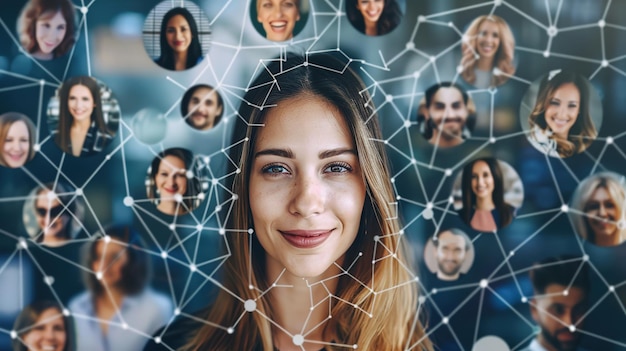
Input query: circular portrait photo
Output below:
<box><xmin>0</xmin><ymin>112</ymin><xmax>36</xmax><ymax>169</ymax></box>
<box><xmin>424</xmin><ymin>228</ymin><xmax>474</xmax><ymax>281</ymax></box>
<box><xmin>521</xmin><ymin>70</ymin><xmax>602</xmax><ymax>158</ymax></box>
<box><xmin>47</xmin><ymin>76</ymin><xmax>120</xmax><ymax>157</ymax></box>
<box><xmin>251</xmin><ymin>0</ymin><xmax>310</xmax><ymax>42</ymax></box>
<box><xmin>143</xmin><ymin>0</ymin><xmax>211</xmax><ymax>71</ymax></box>
<box><xmin>345</xmin><ymin>0</ymin><xmax>403</xmax><ymax>37</ymax></box>
<box><xmin>146</xmin><ymin>147</ymin><xmax>206</xmax><ymax>216</ymax></box>
<box><xmin>23</xmin><ymin>181</ymin><xmax>84</xmax><ymax>247</ymax></box>
<box><xmin>12</xmin><ymin>300</ymin><xmax>75</xmax><ymax>351</ymax></box>
<box><xmin>452</xmin><ymin>157</ymin><xmax>524</xmax><ymax>232</ymax></box>
<box><xmin>17</xmin><ymin>0</ymin><xmax>77</xmax><ymax>61</ymax></box>
<box><xmin>181</xmin><ymin>84</ymin><xmax>224</xmax><ymax>131</ymax></box>
<box><xmin>416</xmin><ymin>82</ymin><xmax>476</xmax><ymax>148</ymax></box>
<box><xmin>569</xmin><ymin>171</ymin><xmax>626</xmax><ymax>247</ymax></box>
<box><xmin>460</xmin><ymin>14</ymin><xmax>515</xmax><ymax>89</ymax></box>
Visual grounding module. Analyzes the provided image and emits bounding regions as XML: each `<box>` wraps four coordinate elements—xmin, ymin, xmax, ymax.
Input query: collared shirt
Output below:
<box><xmin>52</xmin><ymin>121</ymin><xmax>114</xmax><ymax>157</ymax></box>
<box><xmin>69</xmin><ymin>288</ymin><xmax>173</xmax><ymax>351</ymax></box>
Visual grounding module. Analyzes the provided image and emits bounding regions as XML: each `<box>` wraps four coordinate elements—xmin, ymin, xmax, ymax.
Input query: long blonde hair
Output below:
<box><xmin>183</xmin><ymin>53</ymin><xmax>432</xmax><ymax>350</ymax></box>
<box><xmin>461</xmin><ymin>15</ymin><xmax>515</xmax><ymax>87</ymax></box>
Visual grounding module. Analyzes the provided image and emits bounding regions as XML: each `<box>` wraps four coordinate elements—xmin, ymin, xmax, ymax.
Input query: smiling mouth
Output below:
<box><xmin>41</xmin><ymin>345</ymin><xmax>57</xmax><ymax>351</ymax></box>
<box><xmin>270</xmin><ymin>21</ymin><xmax>287</xmax><ymax>31</ymax></box>
<box><xmin>279</xmin><ymin>229</ymin><xmax>333</xmax><ymax>249</ymax></box>
<box><xmin>550</xmin><ymin>117</ymin><xmax>571</xmax><ymax>128</ymax></box>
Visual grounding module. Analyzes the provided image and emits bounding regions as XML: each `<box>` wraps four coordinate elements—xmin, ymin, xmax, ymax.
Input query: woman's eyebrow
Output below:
<box><xmin>319</xmin><ymin>148</ymin><xmax>356</xmax><ymax>159</ymax></box>
<box><xmin>254</xmin><ymin>147</ymin><xmax>355</xmax><ymax>159</ymax></box>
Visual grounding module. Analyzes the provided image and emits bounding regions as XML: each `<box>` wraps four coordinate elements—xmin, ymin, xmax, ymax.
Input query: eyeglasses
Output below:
<box><xmin>34</xmin><ymin>205</ymin><xmax>64</xmax><ymax>218</ymax></box>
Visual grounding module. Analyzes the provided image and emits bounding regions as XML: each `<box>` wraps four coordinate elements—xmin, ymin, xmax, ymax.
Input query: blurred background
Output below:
<box><xmin>1</xmin><ymin>0</ymin><xmax>625</xmax><ymax>350</ymax></box>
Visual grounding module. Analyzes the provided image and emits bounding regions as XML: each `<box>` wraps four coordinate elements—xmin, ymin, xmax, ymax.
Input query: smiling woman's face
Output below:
<box><xmin>22</xmin><ymin>307</ymin><xmax>66</xmax><ymax>351</ymax></box>
<box><xmin>34</xmin><ymin>10</ymin><xmax>67</xmax><ymax>59</ymax></box>
<box><xmin>248</xmin><ymin>94</ymin><xmax>365</xmax><ymax>279</ymax></box>
<box><xmin>544</xmin><ymin>82</ymin><xmax>580</xmax><ymax>138</ymax></box>
<box><xmin>257</xmin><ymin>0</ymin><xmax>300</xmax><ymax>41</ymax></box>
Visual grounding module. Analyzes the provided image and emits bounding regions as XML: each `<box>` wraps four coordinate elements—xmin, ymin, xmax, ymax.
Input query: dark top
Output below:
<box><xmin>52</xmin><ymin>122</ymin><xmax>114</xmax><ymax>157</ymax></box>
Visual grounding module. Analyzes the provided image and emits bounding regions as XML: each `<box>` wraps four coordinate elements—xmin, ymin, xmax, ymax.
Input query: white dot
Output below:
<box><xmin>456</xmin><ymin>65</ymin><xmax>463</xmax><ymax>74</ymax></box>
<box><xmin>197</xmin><ymin>193</ymin><xmax>205</xmax><ymax>200</ymax></box>
<box><xmin>75</xmin><ymin>188</ymin><xmax>83</xmax><ymax>196</ymax></box>
<box><xmin>442</xmin><ymin>317</ymin><xmax>449</xmax><ymax>324</ymax></box>
<box><xmin>373</xmin><ymin>235</ymin><xmax>380</xmax><ymax>242</ymax></box>
<box><xmin>18</xmin><ymin>238</ymin><xmax>27</xmax><ymax>249</ymax></box>
<box><xmin>561</xmin><ymin>204</ymin><xmax>569</xmax><ymax>213</ymax></box>
<box><xmin>161</xmin><ymin>251</ymin><xmax>168</xmax><ymax>259</ymax></box>
<box><xmin>448</xmin><ymin>196</ymin><xmax>454</xmax><ymax>204</ymax></box>
<box><xmin>543</xmin><ymin>51</ymin><xmax>550</xmax><ymax>58</ymax></box>
<box><xmin>174</xmin><ymin>193</ymin><xmax>183</xmax><ymax>203</ymax></box>
<box><xmin>406</xmin><ymin>42</ymin><xmax>415</xmax><ymax>49</ymax></box>
<box><xmin>423</xmin><ymin>208</ymin><xmax>433</xmax><ymax>220</ymax></box>
<box><xmin>39</xmin><ymin>79</ymin><xmax>45</xmax><ymax>86</ymax></box>
<box><xmin>248</xmin><ymin>284</ymin><xmax>254</xmax><ymax>290</ymax></box>
<box><xmin>413</xmin><ymin>71</ymin><xmax>420</xmax><ymax>78</ymax></box>
<box><xmin>547</xmin><ymin>26</ymin><xmax>558</xmax><ymax>37</ymax></box>
<box><xmin>123</xmin><ymin>196</ymin><xmax>134</xmax><ymax>206</ymax></box>
<box><xmin>489</xmin><ymin>137</ymin><xmax>496</xmax><ymax>144</ymax></box>
<box><xmin>33</xmin><ymin>144</ymin><xmax>40</xmax><ymax>152</ymax></box>
<box><xmin>432</xmin><ymin>288</ymin><xmax>438</xmax><ymax>294</ymax></box>
<box><xmin>190</xmin><ymin>264</ymin><xmax>197</xmax><ymax>272</ymax></box>
<box><xmin>602</xmin><ymin>60</ymin><xmax>609</xmax><ymax>67</ymax></box>
<box><xmin>105</xmin><ymin>155</ymin><xmax>111</xmax><ymax>161</ymax></box>
<box><xmin>493</xmin><ymin>67</ymin><xmax>502</xmax><ymax>76</ymax></box>
<box><xmin>10</xmin><ymin>331</ymin><xmax>16</xmax><ymax>339</ymax></box>
<box><xmin>418</xmin><ymin>296</ymin><xmax>426</xmax><ymax>304</ymax></box>
<box><xmin>444</xmin><ymin>169</ymin><xmax>452</xmax><ymax>176</ymax></box>
<box><xmin>227</xmin><ymin>327</ymin><xmax>234</xmax><ymax>334</ymax></box>
<box><xmin>211</xmin><ymin>178</ymin><xmax>218</xmax><ymax>185</ymax></box>
<box><xmin>447</xmin><ymin>21</ymin><xmax>453</xmax><ymax>27</ymax></box>
<box><xmin>47</xmin><ymin>191</ymin><xmax>57</xmax><ymax>200</ymax></box>
<box><xmin>494</xmin><ymin>0</ymin><xmax>502</xmax><ymax>5</ymax></box>
<box><xmin>154</xmin><ymin>337</ymin><xmax>161</xmax><ymax>344</ymax></box>
<box><xmin>215</xmin><ymin>205</ymin><xmax>221</xmax><ymax>211</ymax></box>
<box><xmin>598</xmin><ymin>19</ymin><xmax>606</xmax><ymax>27</ymax></box>
<box><xmin>122</xmin><ymin>323</ymin><xmax>128</xmax><ymax>330</ymax></box>
<box><xmin>186</xmin><ymin>170</ymin><xmax>194</xmax><ymax>179</ymax></box>
<box><xmin>80</xmin><ymin>6</ymin><xmax>88</xmax><ymax>14</ymax></box>
<box><xmin>418</xmin><ymin>15</ymin><xmax>425</xmax><ymax>22</ymax></box>
<box><xmin>509</xmin><ymin>251</ymin><xmax>515</xmax><ymax>257</ymax></box>
<box><xmin>569</xmin><ymin>325</ymin><xmax>576</xmax><ymax>332</ymax></box>
<box><xmin>63</xmin><ymin>309</ymin><xmax>69</xmax><ymax>316</ymax></box>
<box><xmin>521</xmin><ymin>297</ymin><xmax>528</xmax><ymax>303</ymax></box>
<box><xmin>293</xmin><ymin>334</ymin><xmax>304</xmax><ymax>346</ymax></box>
<box><xmin>174</xmin><ymin>308</ymin><xmax>180</xmax><ymax>315</ymax></box>
<box><xmin>96</xmin><ymin>272</ymin><xmax>103</xmax><ymax>280</ymax></box>
<box><xmin>563</xmin><ymin>290</ymin><xmax>569</xmax><ymax>296</ymax></box>
<box><xmin>244</xmin><ymin>299</ymin><xmax>257</xmax><ymax>312</ymax></box>
<box><xmin>404</xmin><ymin>120</ymin><xmax>411</xmax><ymax>128</ymax></box>
<box><xmin>429</xmin><ymin>56</ymin><xmax>436</xmax><ymax>63</ymax></box>
<box><xmin>219</xmin><ymin>228</ymin><xmax>226</xmax><ymax>235</ymax></box>
<box><xmin>411</xmin><ymin>158</ymin><xmax>417</xmax><ymax>164</ymax></box>
<box><xmin>303</xmin><ymin>61</ymin><xmax>309</xmax><ymax>67</ymax></box>
<box><xmin>104</xmin><ymin>235</ymin><xmax>111</xmax><ymax>243</ymax></box>
<box><xmin>606</xmin><ymin>136</ymin><xmax>614</xmax><ymax>144</ymax></box>
<box><xmin>196</xmin><ymin>224</ymin><xmax>203</xmax><ymax>232</ymax></box>
<box><xmin>352</xmin><ymin>344</ymin><xmax>357</xmax><ymax>349</ymax></box>
<box><xmin>609</xmin><ymin>286</ymin><xmax>615</xmax><ymax>292</ymax></box>
<box><xmin>248</xmin><ymin>228</ymin><xmax>254</xmax><ymax>234</ymax></box>
<box><xmin>426</xmin><ymin>202</ymin><xmax>433</xmax><ymax>209</ymax></box>
<box><xmin>235</xmin><ymin>168</ymin><xmax>241</xmax><ymax>174</ymax></box>
<box><xmin>480</xmin><ymin>279</ymin><xmax>488</xmax><ymax>288</ymax></box>
<box><xmin>169</xmin><ymin>224</ymin><xmax>176</xmax><ymax>231</ymax></box>
<box><xmin>385</xmin><ymin>94</ymin><xmax>393</xmax><ymax>102</ymax></box>
<box><xmin>583</xmin><ymin>254</ymin><xmax>589</xmax><ymax>261</ymax></box>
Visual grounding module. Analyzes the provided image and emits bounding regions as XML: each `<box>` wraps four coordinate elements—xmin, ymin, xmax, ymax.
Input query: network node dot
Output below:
<box><xmin>563</xmin><ymin>290</ymin><xmax>569</xmax><ymax>296</ymax></box>
<box><xmin>561</xmin><ymin>204</ymin><xmax>569</xmax><ymax>213</ymax></box>
<box><xmin>174</xmin><ymin>308</ymin><xmax>180</xmax><ymax>315</ymax></box>
<box><xmin>173</xmin><ymin>193</ymin><xmax>183</xmax><ymax>203</ymax></box>
<box><xmin>429</xmin><ymin>56</ymin><xmax>436</xmax><ymax>63</ymax></box>
<box><xmin>583</xmin><ymin>254</ymin><xmax>589</xmax><ymax>261</ymax></box>
<box><xmin>249</xmin><ymin>284</ymin><xmax>254</xmax><ymax>290</ymax></box>
<box><xmin>154</xmin><ymin>337</ymin><xmax>161</xmax><ymax>344</ymax></box>
<box><xmin>219</xmin><ymin>228</ymin><xmax>226</xmax><ymax>235</ymax></box>
<box><xmin>598</xmin><ymin>19</ymin><xmax>606</xmax><ymax>27</ymax></box>
<box><xmin>215</xmin><ymin>205</ymin><xmax>221</xmax><ymax>211</ymax></box>
<box><xmin>606</xmin><ymin>136</ymin><xmax>614</xmax><ymax>144</ymax></box>
<box><xmin>386</xmin><ymin>94</ymin><xmax>393</xmax><ymax>102</ymax></box>
<box><xmin>47</xmin><ymin>191</ymin><xmax>57</xmax><ymax>200</ymax></box>
<box><xmin>447</xmin><ymin>21</ymin><xmax>453</xmax><ymax>27</ymax></box>
<box><xmin>211</xmin><ymin>178</ymin><xmax>218</xmax><ymax>185</ymax></box>
<box><xmin>80</xmin><ymin>6</ymin><xmax>88</xmax><ymax>14</ymax></box>
<box><xmin>197</xmin><ymin>193</ymin><xmax>205</xmax><ymax>200</ymax></box>
<box><xmin>248</xmin><ymin>228</ymin><xmax>254</xmax><ymax>234</ymax></box>
<box><xmin>169</xmin><ymin>224</ymin><xmax>176</xmax><ymax>231</ymax></box>
<box><xmin>33</xmin><ymin>144</ymin><xmax>40</xmax><ymax>152</ymax></box>
<box><xmin>404</xmin><ymin>120</ymin><xmax>411</xmax><ymax>128</ymax></box>
<box><xmin>543</xmin><ymin>51</ymin><xmax>550</xmax><ymax>58</ymax></box>
<box><xmin>105</xmin><ymin>155</ymin><xmax>111</xmax><ymax>161</ymax></box>
<box><xmin>196</xmin><ymin>224</ymin><xmax>203</xmax><ymax>232</ymax></box>
<box><xmin>10</xmin><ymin>331</ymin><xmax>16</xmax><ymax>339</ymax></box>
<box><xmin>353</xmin><ymin>344</ymin><xmax>357</xmax><ymax>349</ymax></box>
<box><xmin>509</xmin><ymin>251</ymin><xmax>515</xmax><ymax>257</ymax></box>
<box><xmin>96</xmin><ymin>272</ymin><xmax>103</xmax><ymax>280</ymax></box>
<box><xmin>448</xmin><ymin>196</ymin><xmax>454</xmax><ymax>204</ymax></box>
<box><xmin>406</xmin><ymin>42</ymin><xmax>415</xmax><ymax>49</ymax></box>
<box><xmin>432</xmin><ymin>288</ymin><xmax>438</xmax><ymax>294</ymax></box>
<box><xmin>122</xmin><ymin>323</ymin><xmax>128</xmax><ymax>330</ymax></box>
<box><xmin>602</xmin><ymin>60</ymin><xmax>609</xmax><ymax>67</ymax></box>
<box><xmin>39</xmin><ymin>79</ymin><xmax>46</xmax><ymax>86</ymax></box>
<box><xmin>244</xmin><ymin>299</ymin><xmax>257</xmax><ymax>312</ymax></box>
<box><xmin>411</xmin><ymin>158</ymin><xmax>417</xmax><ymax>164</ymax></box>
<box><xmin>494</xmin><ymin>0</ymin><xmax>502</xmax><ymax>5</ymax></box>
<box><xmin>418</xmin><ymin>15</ymin><xmax>426</xmax><ymax>22</ymax></box>
<box><xmin>293</xmin><ymin>334</ymin><xmax>304</xmax><ymax>346</ymax></box>
<box><xmin>547</xmin><ymin>26</ymin><xmax>558</xmax><ymax>37</ymax></box>
<box><xmin>423</xmin><ymin>208</ymin><xmax>433</xmax><ymax>220</ymax></box>
<box><xmin>456</xmin><ymin>65</ymin><xmax>463</xmax><ymax>74</ymax></box>
<box><xmin>493</xmin><ymin>67</ymin><xmax>502</xmax><ymax>76</ymax></box>
<box><xmin>442</xmin><ymin>317</ymin><xmax>449</xmax><ymax>324</ymax></box>
<box><xmin>190</xmin><ymin>264</ymin><xmax>197</xmax><ymax>272</ymax></box>
<box><xmin>413</xmin><ymin>71</ymin><xmax>420</xmax><ymax>78</ymax></box>
<box><xmin>384</xmin><ymin>140</ymin><xmax>389</xmax><ymax>144</ymax></box>
<box><xmin>426</xmin><ymin>202</ymin><xmax>433</xmax><ymax>209</ymax></box>
<box><xmin>489</xmin><ymin>137</ymin><xmax>496</xmax><ymax>144</ymax></box>
<box><xmin>373</xmin><ymin>235</ymin><xmax>380</xmax><ymax>242</ymax></box>
<box><xmin>227</xmin><ymin>327</ymin><xmax>234</xmax><ymax>334</ymax></box>
<box><xmin>73</xmin><ymin>188</ymin><xmax>83</xmax><ymax>196</ymax></box>
<box><xmin>232</xmin><ymin>194</ymin><xmax>239</xmax><ymax>200</ymax></box>
<box><xmin>390</xmin><ymin>178</ymin><xmax>395</xmax><ymax>183</ymax></box>
<box><xmin>18</xmin><ymin>238</ymin><xmax>27</xmax><ymax>249</ymax></box>
<box><xmin>418</xmin><ymin>296</ymin><xmax>426</xmax><ymax>304</ymax></box>
<box><xmin>609</xmin><ymin>286</ymin><xmax>615</xmax><ymax>292</ymax></box>
<box><xmin>161</xmin><ymin>251</ymin><xmax>168</xmax><ymax>259</ymax></box>
<box><xmin>396</xmin><ymin>195</ymin><xmax>401</xmax><ymax>200</ymax></box>
<box><xmin>480</xmin><ymin>279</ymin><xmax>488</xmax><ymax>288</ymax></box>
<box><xmin>236</xmin><ymin>168</ymin><xmax>241</xmax><ymax>174</ymax></box>
<box><xmin>358</xmin><ymin>251</ymin><xmax>363</xmax><ymax>256</ymax></box>
<box><xmin>521</xmin><ymin>297</ymin><xmax>528</xmax><ymax>303</ymax></box>
<box><xmin>123</xmin><ymin>196</ymin><xmax>134</xmax><ymax>206</ymax></box>
<box><xmin>569</xmin><ymin>325</ymin><xmax>576</xmax><ymax>332</ymax></box>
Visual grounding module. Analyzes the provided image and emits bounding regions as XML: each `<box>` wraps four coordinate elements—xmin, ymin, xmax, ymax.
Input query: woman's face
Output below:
<box><xmin>257</xmin><ymin>0</ymin><xmax>300</xmax><ymax>42</ymax></box>
<box><xmin>356</xmin><ymin>0</ymin><xmax>384</xmax><ymax>25</ymax></box>
<box><xmin>584</xmin><ymin>186</ymin><xmax>619</xmax><ymax>239</ymax></box>
<box><xmin>2</xmin><ymin>121</ymin><xmax>30</xmax><ymax>168</ymax></box>
<box><xmin>471</xmin><ymin>161</ymin><xmax>494</xmax><ymax>201</ymax></box>
<box><xmin>249</xmin><ymin>94</ymin><xmax>366</xmax><ymax>279</ymax></box>
<box><xmin>476</xmin><ymin>19</ymin><xmax>500</xmax><ymax>59</ymax></box>
<box><xmin>165</xmin><ymin>14</ymin><xmax>192</xmax><ymax>53</ymax></box>
<box><xmin>544</xmin><ymin>82</ymin><xmax>580</xmax><ymax>138</ymax></box>
<box><xmin>22</xmin><ymin>307</ymin><xmax>66</xmax><ymax>351</ymax></box>
<box><xmin>35</xmin><ymin>11</ymin><xmax>67</xmax><ymax>58</ymax></box>
<box><xmin>35</xmin><ymin>190</ymin><xmax>69</xmax><ymax>241</ymax></box>
<box><xmin>92</xmin><ymin>239</ymin><xmax>128</xmax><ymax>288</ymax></box>
<box><xmin>155</xmin><ymin>155</ymin><xmax>188</xmax><ymax>200</ymax></box>
<box><xmin>67</xmin><ymin>84</ymin><xmax>95</xmax><ymax>123</ymax></box>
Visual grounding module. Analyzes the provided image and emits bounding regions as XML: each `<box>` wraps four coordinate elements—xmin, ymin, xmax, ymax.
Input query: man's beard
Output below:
<box><xmin>541</xmin><ymin>325</ymin><xmax>580</xmax><ymax>351</ymax></box>
<box><xmin>438</xmin><ymin>260</ymin><xmax>462</xmax><ymax>277</ymax></box>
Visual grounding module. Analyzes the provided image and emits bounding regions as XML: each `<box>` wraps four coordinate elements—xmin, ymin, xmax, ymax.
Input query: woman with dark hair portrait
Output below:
<box><xmin>155</xmin><ymin>7</ymin><xmax>203</xmax><ymax>71</ymax></box>
<box><xmin>180</xmin><ymin>84</ymin><xmax>224</xmax><ymax>131</ymax></box>
<box><xmin>31</xmin><ymin>181</ymin><xmax>76</xmax><ymax>247</ymax></box>
<box><xmin>12</xmin><ymin>300</ymin><xmax>75</xmax><ymax>351</ymax></box>
<box><xmin>53</xmin><ymin>76</ymin><xmax>114</xmax><ymax>157</ymax></box>
<box><xmin>68</xmin><ymin>226</ymin><xmax>173</xmax><ymax>351</ymax></box>
<box><xmin>0</xmin><ymin>112</ymin><xmax>36</xmax><ymax>168</ymax></box>
<box><xmin>255</xmin><ymin>0</ymin><xmax>303</xmax><ymax>42</ymax></box>
<box><xmin>147</xmin><ymin>147</ymin><xmax>201</xmax><ymax>216</ymax></box>
<box><xmin>570</xmin><ymin>172</ymin><xmax>626</xmax><ymax>247</ymax></box>
<box><xmin>459</xmin><ymin>157</ymin><xmax>514</xmax><ymax>232</ymax></box>
<box><xmin>17</xmin><ymin>0</ymin><xmax>76</xmax><ymax>60</ymax></box>
<box><xmin>346</xmin><ymin>0</ymin><xmax>402</xmax><ymax>36</ymax></box>
<box><xmin>528</xmin><ymin>71</ymin><xmax>597</xmax><ymax>158</ymax></box>
<box><xmin>144</xmin><ymin>53</ymin><xmax>433</xmax><ymax>351</ymax></box>
<box><xmin>460</xmin><ymin>14</ymin><xmax>515</xmax><ymax>88</ymax></box>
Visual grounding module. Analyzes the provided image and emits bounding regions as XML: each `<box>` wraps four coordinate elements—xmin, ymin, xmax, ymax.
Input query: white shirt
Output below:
<box><xmin>68</xmin><ymin>288</ymin><xmax>173</xmax><ymax>351</ymax></box>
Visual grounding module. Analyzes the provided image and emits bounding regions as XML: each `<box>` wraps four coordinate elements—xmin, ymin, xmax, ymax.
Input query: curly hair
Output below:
<box><xmin>460</xmin><ymin>15</ymin><xmax>515</xmax><ymax>87</ymax></box>
<box><xmin>17</xmin><ymin>0</ymin><xmax>76</xmax><ymax>59</ymax></box>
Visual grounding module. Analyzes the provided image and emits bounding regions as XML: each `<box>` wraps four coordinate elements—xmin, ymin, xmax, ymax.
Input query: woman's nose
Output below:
<box><xmin>289</xmin><ymin>175</ymin><xmax>325</xmax><ymax>218</ymax></box>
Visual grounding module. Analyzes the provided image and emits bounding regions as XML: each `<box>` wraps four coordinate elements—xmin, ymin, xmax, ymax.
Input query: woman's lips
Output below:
<box><xmin>279</xmin><ymin>229</ymin><xmax>333</xmax><ymax>249</ymax></box>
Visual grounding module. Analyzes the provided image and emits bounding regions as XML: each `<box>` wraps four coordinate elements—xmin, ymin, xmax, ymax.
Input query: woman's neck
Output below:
<box><xmin>157</xmin><ymin>200</ymin><xmax>180</xmax><ymax>215</ymax></box>
<box><xmin>364</xmin><ymin>21</ymin><xmax>378</xmax><ymax>36</ymax></box>
<box><xmin>475</xmin><ymin>197</ymin><xmax>495</xmax><ymax>211</ymax></box>
<box><xmin>32</xmin><ymin>50</ymin><xmax>53</xmax><ymax>60</ymax></box>
<box><xmin>72</xmin><ymin>117</ymin><xmax>92</xmax><ymax>130</ymax></box>
<box><xmin>476</xmin><ymin>56</ymin><xmax>494</xmax><ymax>71</ymax></box>
<box><xmin>267</xmin><ymin>265</ymin><xmax>338</xmax><ymax>351</ymax></box>
<box><xmin>594</xmin><ymin>229</ymin><xmax>624</xmax><ymax>247</ymax></box>
<box><xmin>173</xmin><ymin>51</ymin><xmax>188</xmax><ymax>71</ymax></box>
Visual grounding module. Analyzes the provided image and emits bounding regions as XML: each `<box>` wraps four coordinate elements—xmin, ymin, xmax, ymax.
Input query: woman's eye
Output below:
<box><xmin>325</xmin><ymin>162</ymin><xmax>352</xmax><ymax>173</ymax></box>
<box><xmin>549</xmin><ymin>100</ymin><xmax>560</xmax><ymax>106</ymax></box>
<box><xmin>262</xmin><ymin>164</ymin><xmax>288</xmax><ymax>174</ymax></box>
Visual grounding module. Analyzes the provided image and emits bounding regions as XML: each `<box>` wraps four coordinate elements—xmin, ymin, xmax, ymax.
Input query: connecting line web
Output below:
<box><xmin>0</xmin><ymin>0</ymin><xmax>626</xmax><ymax>350</ymax></box>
